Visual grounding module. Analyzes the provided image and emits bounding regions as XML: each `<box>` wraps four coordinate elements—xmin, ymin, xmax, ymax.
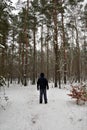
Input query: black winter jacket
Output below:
<box><xmin>37</xmin><ymin>77</ymin><xmax>49</xmax><ymax>90</ymax></box>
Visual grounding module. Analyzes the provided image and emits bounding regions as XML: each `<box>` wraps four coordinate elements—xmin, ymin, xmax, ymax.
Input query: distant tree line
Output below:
<box><xmin>0</xmin><ymin>0</ymin><xmax>87</xmax><ymax>87</ymax></box>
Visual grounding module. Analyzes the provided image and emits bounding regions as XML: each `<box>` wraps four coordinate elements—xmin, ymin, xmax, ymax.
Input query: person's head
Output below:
<box><xmin>40</xmin><ymin>73</ymin><xmax>44</xmax><ymax>77</ymax></box>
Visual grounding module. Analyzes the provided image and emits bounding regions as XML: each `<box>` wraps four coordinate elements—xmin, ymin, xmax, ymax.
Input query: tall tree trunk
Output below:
<box><xmin>32</xmin><ymin>29</ymin><xmax>36</xmax><ymax>84</ymax></box>
<box><xmin>61</xmin><ymin>11</ymin><xmax>67</xmax><ymax>84</ymax></box>
<box><xmin>41</xmin><ymin>23</ymin><xmax>44</xmax><ymax>72</ymax></box>
<box><xmin>10</xmin><ymin>46</ymin><xmax>13</xmax><ymax>84</ymax></box>
<box><xmin>52</xmin><ymin>0</ymin><xmax>61</xmax><ymax>88</ymax></box>
<box><xmin>1</xmin><ymin>36</ymin><xmax>6</xmax><ymax>77</ymax></box>
<box><xmin>10</xmin><ymin>27</ymin><xmax>15</xmax><ymax>84</ymax></box>
<box><xmin>18</xmin><ymin>37</ymin><xmax>21</xmax><ymax>84</ymax></box>
<box><xmin>23</xmin><ymin>0</ymin><xmax>29</xmax><ymax>86</ymax></box>
<box><xmin>22</xmin><ymin>43</ymin><xmax>24</xmax><ymax>85</ymax></box>
<box><xmin>46</xmin><ymin>27</ymin><xmax>49</xmax><ymax>80</ymax></box>
<box><xmin>1</xmin><ymin>48</ymin><xmax>5</xmax><ymax>76</ymax></box>
<box><xmin>74</xmin><ymin>22</ymin><xmax>80</xmax><ymax>82</ymax></box>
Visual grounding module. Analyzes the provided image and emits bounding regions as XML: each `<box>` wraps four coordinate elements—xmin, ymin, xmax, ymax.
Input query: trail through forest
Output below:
<box><xmin>0</xmin><ymin>84</ymin><xmax>87</xmax><ymax>130</ymax></box>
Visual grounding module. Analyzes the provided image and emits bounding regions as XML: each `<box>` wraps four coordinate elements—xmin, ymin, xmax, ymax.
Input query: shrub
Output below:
<box><xmin>68</xmin><ymin>83</ymin><xmax>87</xmax><ymax>104</ymax></box>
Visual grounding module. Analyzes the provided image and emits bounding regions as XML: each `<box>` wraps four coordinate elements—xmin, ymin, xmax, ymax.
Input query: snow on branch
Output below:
<box><xmin>0</xmin><ymin>76</ymin><xmax>6</xmax><ymax>87</ymax></box>
<box><xmin>0</xmin><ymin>44</ymin><xmax>5</xmax><ymax>48</ymax></box>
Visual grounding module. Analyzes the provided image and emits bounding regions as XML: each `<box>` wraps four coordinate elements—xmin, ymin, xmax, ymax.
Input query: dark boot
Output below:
<box><xmin>45</xmin><ymin>101</ymin><xmax>47</xmax><ymax>104</ymax></box>
<box><xmin>40</xmin><ymin>101</ymin><xmax>42</xmax><ymax>104</ymax></box>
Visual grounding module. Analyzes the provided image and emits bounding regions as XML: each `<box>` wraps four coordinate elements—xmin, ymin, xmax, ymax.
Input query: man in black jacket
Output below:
<box><xmin>37</xmin><ymin>73</ymin><xmax>49</xmax><ymax>104</ymax></box>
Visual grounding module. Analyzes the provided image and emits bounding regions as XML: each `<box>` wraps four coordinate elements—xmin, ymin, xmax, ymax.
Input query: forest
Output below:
<box><xmin>0</xmin><ymin>0</ymin><xmax>87</xmax><ymax>88</ymax></box>
<box><xmin>0</xmin><ymin>1</ymin><xmax>87</xmax><ymax>130</ymax></box>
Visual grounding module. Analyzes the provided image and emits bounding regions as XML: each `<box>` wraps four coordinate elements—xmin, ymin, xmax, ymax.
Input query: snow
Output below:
<box><xmin>0</xmin><ymin>83</ymin><xmax>87</xmax><ymax>130</ymax></box>
<box><xmin>0</xmin><ymin>44</ymin><xmax>5</xmax><ymax>48</ymax></box>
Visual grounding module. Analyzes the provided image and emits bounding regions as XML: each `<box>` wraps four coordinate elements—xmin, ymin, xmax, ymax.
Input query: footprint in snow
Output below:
<box><xmin>31</xmin><ymin>114</ymin><xmax>38</xmax><ymax>124</ymax></box>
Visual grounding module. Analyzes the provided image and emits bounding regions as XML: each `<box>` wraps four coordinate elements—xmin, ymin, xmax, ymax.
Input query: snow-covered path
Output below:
<box><xmin>0</xmin><ymin>84</ymin><xmax>87</xmax><ymax>130</ymax></box>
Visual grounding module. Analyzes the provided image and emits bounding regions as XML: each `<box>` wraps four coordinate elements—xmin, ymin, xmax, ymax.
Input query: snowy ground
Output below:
<box><xmin>0</xmin><ymin>83</ymin><xmax>87</xmax><ymax>130</ymax></box>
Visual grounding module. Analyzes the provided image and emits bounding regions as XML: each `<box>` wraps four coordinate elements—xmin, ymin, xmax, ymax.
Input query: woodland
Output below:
<box><xmin>0</xmin><ymin>0</ymin><xmax>87</xmax><ymax>88</ymax></box>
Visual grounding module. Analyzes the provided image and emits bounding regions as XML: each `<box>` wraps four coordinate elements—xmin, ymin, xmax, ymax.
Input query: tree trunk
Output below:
<box><xmin>46</xmin><ymin>27</ymin><xmax>49</xmax><ymax>80</ymax></box>
<box><xmin>41</xmin><ymin>23</ymin><xmax>44</xmax><ymax>72</ymax></box>
<box><xmin>18</xmin><ymin>37</ymin><xmax>21</xmax><ymax>84</ymax></box>
<box><xmin>75</xmin><ymin>22</ymin><xmax>80</xmax><ymax>83</ymax></box>
<box><xmin>52</xmin><ymin>0</ymin><xmax>61</xmax><ymax>88</ymax></box>
<box><xmin>32</xmin><ymin>29</ymin><xmax>36</xmax><ymax>84</ymax></box>
<box><xmin>23</xmin><ymin>0</ymin><xmax>29</xmax><ymax>86</ymax></box>
<box><xmin>61</xmin><ymin>11</ymin><xmax>67</xmax><ymax>84</ymax></box>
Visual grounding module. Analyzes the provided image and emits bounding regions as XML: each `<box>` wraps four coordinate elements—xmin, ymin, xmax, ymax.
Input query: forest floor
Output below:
<box><xmin>0</xmin><ymin>83</ymin><xmax>87</xmax><ymax>130</ymax></box>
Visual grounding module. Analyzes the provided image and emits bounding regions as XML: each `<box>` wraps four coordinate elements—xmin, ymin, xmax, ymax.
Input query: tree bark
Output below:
<box><xmin>52</xmin><ymin>0</ymin><xmax>61</xmax><ymax>88</ymax></box>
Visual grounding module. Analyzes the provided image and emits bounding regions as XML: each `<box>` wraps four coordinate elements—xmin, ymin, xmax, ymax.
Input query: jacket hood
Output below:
<box><xmin>40</xmin><ymin>73</ymin><xmax>44</xmax><ymax>77</ymax></box>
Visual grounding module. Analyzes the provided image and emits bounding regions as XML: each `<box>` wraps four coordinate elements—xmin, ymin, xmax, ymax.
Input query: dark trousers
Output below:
<box><xmin>39</xmin><ymin>89</ymin><xmax>47</xmax><ymax>103</ymax></box>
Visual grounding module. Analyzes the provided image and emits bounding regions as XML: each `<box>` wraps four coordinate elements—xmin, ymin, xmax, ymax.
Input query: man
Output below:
<box><xmin>37</xmin><ymin>73</ymin><xmax>49</xmax><ymax>104</ymax></box>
